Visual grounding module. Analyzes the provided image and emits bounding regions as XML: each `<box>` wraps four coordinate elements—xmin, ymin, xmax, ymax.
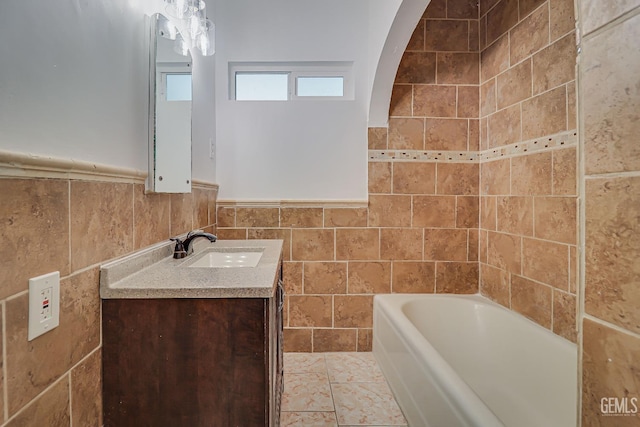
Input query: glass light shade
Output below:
<box><xmin>196</xmin><ymin>19</ymin><xmax>215</xmax><ymax>56</ymax></box>
<box><xmin>165</xmin><ymin>0</ymin><xmax>188</xmax><ymax>19</ymax></box>
<box><xmin>187</xmin><ymin>6</ymin><xmax>206</xmax><ymax>40</ymax></box>
<box><xmin>157</xmin><ymin>14</ymin><xmax>178</xmax><ymax>40</ymax></box>
<box><xmin>173</xmin><ymin>33</ymin><xmax>190</xmax><ymax>56</ymax></box>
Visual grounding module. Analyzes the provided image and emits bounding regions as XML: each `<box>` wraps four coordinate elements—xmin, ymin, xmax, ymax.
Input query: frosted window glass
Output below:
<box><xmin>236</xmin><ymin>73</ymin><xmax>289</xmax><ymax>100</ymax></box>
<box><xmin>166</xmin><ymin>74</ymin><xmax>192</xmax><ymax>101</ymax></box>
<box><xmin>296</xmin><ymin>76</ymin><xmax>344</xmax><ymax>97</ymax></box>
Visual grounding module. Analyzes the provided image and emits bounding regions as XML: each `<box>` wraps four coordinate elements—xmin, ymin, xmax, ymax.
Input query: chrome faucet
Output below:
<box><xmin>171</xmin><ymin>231</ymin><xmax>218</xmax><ymax>259</ymax></box>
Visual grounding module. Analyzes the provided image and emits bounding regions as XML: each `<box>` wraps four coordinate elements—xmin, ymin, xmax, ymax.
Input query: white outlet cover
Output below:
<box><xmin>28</xmin><ymin>271</ymin><xmax>60</xmax><ymax>341</ymax></box>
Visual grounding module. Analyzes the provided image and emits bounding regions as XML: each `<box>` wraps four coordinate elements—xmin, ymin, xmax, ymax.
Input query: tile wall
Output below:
<box><xmin>217</xmin><ymin>0</ymin><xmax>482</xmax><ymax>353</ymax></box>
<box><xmin>0</xmin><ymin>176</ymin><xmax>217</xmax><ymax>426</ymax></box>
<box><xmin>578</xmin><ymin>0</ymin><xmax>640</xmax><ymax>425</ymax></box>
<box><xmin>477</xmin><ymin>0</ymin><xmax>579</xmax><ymax>342</ymax></box>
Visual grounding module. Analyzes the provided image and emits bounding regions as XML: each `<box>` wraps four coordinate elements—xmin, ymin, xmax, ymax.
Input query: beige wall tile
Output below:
<box><xmin>248</xmin><ymin>228</ymin><xmax>292</xmax><ymax>261</ymax></box>
<box><xmin>511</xmin><ymin>151</ymin><xmax>553</xmax><ymax>195</ymax></box>
<box><xmin>207</xmin><ymin>189</ymin><xmax>218</xmax><ymax>227</ymax></box>
<box><xmin>413</xmin><ymin>85</ymin><xmax>457</xmax><ymax>117</ymax></box>
<box><xmin>424</xmin><ymin>228</ymin><xmax>469</xmax><ymax>261</ymax></box>
<box><xmin>216</xmin><ymin>228</ymin><xmax>247</xmax><ymax>240</ymax></box>
<box><xmin>292</xmin><ymin>229</ymin><xmax>334</xmax><ymax>261</ymax></box>
<box><xmin>369</xmin><ymin>195</ymin><xmax>412</xmax><ymax>227</ymax></box>
<box><xmin>380</xmin><ymin>228</ymin><xmax>423</xmax><ymax>260</ymax></box>
<box><xmin>357</xmin><ymin>329</ymin><xmax>373</xmax><ymax>352</ymax></box>
<box><xmin>481</xmin><ymin>78</ymin><xmax>497</xmax><ymax>116</ymax></box>
<box><xmin>480</xmin><ymin>0</ymin><xmax>501</xmax><ymax>17</ymax></box>
<box><xmin>71</xmin><ymin>349</ymin><xmax>102</xmax><ymax>427</ymax></box>
<box><xmin>468</xmin><ymin>229</ymin><xmax>479</xmax><ymax>261</ymax></box>
<box><xmin>324</xmin><ymin>208</ymin><xmax>368</xmax><ymax>228</ymax></box>
<box><xmin>479</xmin><ymin>230</ymin><xmax>489</xmax><ymax>263</ymax></box>
<box><xmin>580</xmin><ymin>0</ymin><xmax>640</xmax><ymax>35</ymax></box>
<box><xmin>425</xmin><ymin>0</ymin><xmax>446</xmax><ymax>18</ymax></box>
<box><xmin>280</xmin><ymin>208</ymin><xmax>323</xmax><ymax>228</ymax></box>
<box><xmin>425</xmin><ymin>20</ymin><xmax>469</xmax><ymax>51</ymax></box>
<box><xmin>550</xmin><ymin>0</ymin><xmax>575</xmax><ymax>41</ymax></box>
<box><xmin>425</xmin><ymin>118</ymin><xmax>469</xmax><ymax>151</ymax></box>
<box><xmin>480</xmin><ymin>195</ymin><xmax>497</xmax><ymax>230</ymax></box>
<box><xmin>71</xmin><ymin>181</ymin><xmax>133</xmax><ymax>271</ymax></box>
<box><xmin>480</xmin><ymin>117</ymin><xmax>489</xmax><ymax>150</ymax></box>
<box><xmin>481</xmin><ymin>159</ymin><xmax>510</xmax><ymax>195</ymax></box>
<box><xmin>581</xmin><ymin>319</ymin><xmax>640</xmax><ymax>425</ymax></box>
<box><xmin>458</xmin><ymin>86</ymin><xmax>480</xmax><ymax>118</ymax></box>
<box><xmin>216</xmin><ymin>206</ymin><xmax>236</xmax><ymax>227</ymax></box>
<box><xmin>534</xmin><ymin>196</ymin><xmax>577</xmax><ymax>244</ymax></box>
<box><xmin>236</xmin><ymin>207</ymin><xmax>279</xmax><ymax>227</ymax></box>
<box><xmin>390</xmin><ymin>84</ymin><xmax>413</xmax><ymax>117</ymax></box>
<box><xmin>288</xmin><ymin>295</ymin><xmax>332</xmax><ymax>327</ymax></box>
<box><xmin>6</xmin><ymin>268</ymin><xmax>100</xmax><ymax>415</ymax></box>
<box><xmin>486</xmin><ymin>0</ymin><xmax>519</xmax><ymax>45</ymax></box>
<box><xmin>6</xmin><ymin>377</ymin><xmax>69</xmax><ymax>427</ymax></box>
<box><xmin>406</xmin><ymin>18</ymin><xmax>425</xmax><ymax>50</ymax></box>
<box><xmin>437</xmin><ymin>163</ymin><xmax>479</xmax><ymax>195</ymax></box>
<box><xmin>497</xmin><ymin>196</ymin><xmax>534</xmax><ymax>236</ymax></box>
<box><xmin>511</xmin><ymin>275</ymin><xmax>552</xmax><ymax>328</ymax></box>
<box><xmin>170</xmin><ymin>192</ymin><xmax>194</xmax><ymax>236</ymax></box>
<box><xmin>469</xmin><ymin>119</ymin><xmax>481</xmax><ymax>151</ymax></box>
<box><xmin>395</xmin><ymin>51</ymin><xmax>437</xmax><ymax>84</ymax></box>
<box><xmin>436</xmin><ymin>52</ymin><xmax>480</xmax><ymax>84</ymax></box>
<box><xmin>456</xmin><ymin>196</ymin><xmax>480</xmax><ymax>228</ymax></box>
<box><xmin>0</xmin><ymin>179</ymin><xmax>70</xmax><ymax>299</ymax></box>
<box><xmin>283</xmin><ymin>261</ymin><xmax>303</xmax><ymax>294</ymax></box>
<box><xmin>392</xmin><ymin>261</ymin><xmax>436</xmax><ymax>293</ymax></box>
<box><xmin>585</xmin><ymin>176</ymin><xmax>640</xmax><ymax>334</ymax></box>
<box><xmin>335</xmin><ymin>295</ymin><xmax>374</xmax><ymax>328</ymax></box>
<box><xmin>313</xmin><ymin>329</ymin><xmax>357</xmax><ymax>352</ymax></box>
<box><xmin>193</xmin><ymin>188</ymin><xmax>209</xmax><ymax>229</ymax></box>
<box><xmin>509</xmin><ymin>4</ymin><xmax>550</xmax><ymax>64</ymax></box>
<box><xmin>553</xmin><ymin>290</ymin><xmax>577</xmax><ymax>342</ymax></box>
<box><xmin>368</xmin><ymin>127</ymin><xmax>388</xmax><ymax>150</ymax></box>
<box><xmin>335</xmin><ymin>228</ymin><xmax>380</xmax><ymax>260</ymax></box>
<box><xmin>134</xmin><ymin>185</ymin><xmax>170</xmax><ymax>250</ymax></box>
<box><xmin>481</xmin><ymin>34</ymin><xmax>509</xmax><ymax>82</ymax></box>
<box><xmin>519</xmin><ymin>0</ymin><xmax>546</xmax><ymax>18</ymax></box>
<box><xmin>284</xmin><ymin>329</ymin><xmax>312</xmax><ymax>352</ymax></box>
<box><xmin>388</xmin><ymin>118</ymin><xmax>424</xmax><ymax>150</ymax></box>
<box><xmin>304</xmin><ymin>262</ymin><xmax>347</xmax><ymax>294</ymax></box>
<box><xmin>435</xmin><ymin>262</ymin><xmax>479</xmax><ymax>293</ymax></box>
<box><xmin>368</xmin><ymin>162</ymin><xmax>392</xmax><ymax>194</ymax></box>
<box><xmin>487</xmin><ymin>104</ymin><xmax>521</xmax><ymax>147</ymax></box>
<box><xmin>583</xmin><ymin>13</ymin><xmax>640</xmax><ymax>174</ymax></box>
<box><xmin>392</xmin><ymin>164</ymin><xmax>437</xmax><ymax>195</ymax></box>
<box><xmin>487</xmin><ymin>231</ymin><xmax>522</xmax><ymax>273</ymax></box>
<box><xmin>496</xmin><ymin>59</ymin><xmax>532</xmax><ymax>109</ymax></box>
<box><xmin>532</xmin><ymin>34</ymin><xmax>576</xmax><ymax>95</ymax></box>
<box><xmin>567</xmin><ymin>81</ymin><xmax>577</xmax><ymax>130</ymax></box>
<box><xmin>569</xmin><ymin>244</ymin><xmax>578</xmax><ymax>294</ymax></box>
<box><xmin>522</xmin><ymin>237</ymin><xmax>569</xmax><ymax>289</ymax></box>
<box><xmin>480</xmin><ymin>14</ymin><xmax>488</xmax><ymax>50</ymax></box>
<box><xmin>521</xmin><ymin>86</ymin><xmax>567</xmax><ymax>140</ymax></box>
<box><xmin>449</xmin><ymin>0</ymin><xmax>479</xmax><ymax>19</ymax></box>
<box><xmin>552</xmin><ymin>147</ymin><xmax>577</xmax><ymax>195</ymax></box>
<box><xmin>412</xmin><ymin>195</ymin><xmax>456</xmax><ymax>228</ymax></box>
<box><xmin>348</xmin><ymin>261</ymin><xmax>391</xmax><ymax>294</ymax></box>
<box><xmin>480</xmin><ymin>263</ymin><xmax>510</xmax><ymax>307</ymax></box>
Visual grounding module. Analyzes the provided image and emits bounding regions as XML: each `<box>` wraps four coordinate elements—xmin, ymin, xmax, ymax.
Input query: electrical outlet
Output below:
<box><xmin>28</xmin><ymin>271</ymin><xmax>60</xmax><ymax>341</ymax></box>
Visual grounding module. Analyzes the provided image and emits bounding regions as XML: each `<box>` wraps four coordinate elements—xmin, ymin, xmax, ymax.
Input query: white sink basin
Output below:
<box><xmin>187</xmin><ymin>250</ymin><xmax>263</xmax><ymax>268</ymax></box>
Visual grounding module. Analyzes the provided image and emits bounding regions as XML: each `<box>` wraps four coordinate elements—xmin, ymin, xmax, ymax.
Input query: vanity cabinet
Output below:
<box><xmin>102</xmin><ymin>277</ymin><xmax>284</xmax><ymax>426</ymax></box>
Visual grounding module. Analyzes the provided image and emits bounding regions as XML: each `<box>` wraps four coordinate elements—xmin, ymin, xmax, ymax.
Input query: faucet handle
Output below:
<box><xmin>170</xmin><ymin>237</ymin><xmax>187</xmax><ymax>259</ymax></box>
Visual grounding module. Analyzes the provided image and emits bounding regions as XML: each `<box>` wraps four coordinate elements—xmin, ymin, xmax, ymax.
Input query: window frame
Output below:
<box><xmin>229</xmin><ymin>62</ymin><xmax>354</xmax><ymax>101</ymax></box>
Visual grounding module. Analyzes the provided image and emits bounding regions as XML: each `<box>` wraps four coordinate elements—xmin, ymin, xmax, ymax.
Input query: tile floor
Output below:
<box><xmin>280</xmin><ymin>352</ymin><xmax>407</xmax><ymax>426</ymax></box>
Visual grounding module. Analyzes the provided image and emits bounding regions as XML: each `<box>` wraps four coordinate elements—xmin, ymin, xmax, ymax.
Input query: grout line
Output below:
<box><xmin>68</xmin><ymin>372</ymin><xmax>74</xmax><ymax>427</ymax></box>
<box><xmin>2</xmin><ymin>301</ymin><xmax>7</xmax><ymax>423</ymax></box>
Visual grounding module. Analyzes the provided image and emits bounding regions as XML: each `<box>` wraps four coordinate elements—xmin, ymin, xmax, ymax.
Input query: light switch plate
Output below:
<box><xmin>28</xmin><ymin>271</ymin><xmax>60</xmax><ymax>341</ymax></box>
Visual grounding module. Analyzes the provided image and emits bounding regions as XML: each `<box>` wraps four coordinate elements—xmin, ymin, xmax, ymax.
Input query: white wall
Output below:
<box><xmin>0</xmin><ymin>0</ymin><xmax>216</xmax><ymax>183</ymax></box>
<box><xmin>214</xmin><ymin>0</ymin><xmax>371</xmax><ymax>201</ymax></box>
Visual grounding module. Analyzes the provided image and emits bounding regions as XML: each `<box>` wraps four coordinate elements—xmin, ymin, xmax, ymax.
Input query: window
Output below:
<box><xmin>230</xmin><ymin>62</ymin><xmax>353</xmax><ymax>101</ymax></box>
<box><xmin>165</xmin><ymin>73</ymin><xmax>192</xmax><ymax>101</ymax></box>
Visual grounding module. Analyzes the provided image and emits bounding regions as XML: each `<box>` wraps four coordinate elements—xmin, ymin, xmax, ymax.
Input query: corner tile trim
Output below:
<box><xmin>369</xmin><ymin>130</ymin><xmax>577</xmax><ymax>163</ymax></box>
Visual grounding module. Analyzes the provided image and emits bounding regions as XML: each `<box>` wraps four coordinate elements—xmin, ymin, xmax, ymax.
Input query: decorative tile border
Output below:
<box><xmin>369</xmin><ymin>130</ymin><xmax>577</xmax><ymax>163</ymax></box>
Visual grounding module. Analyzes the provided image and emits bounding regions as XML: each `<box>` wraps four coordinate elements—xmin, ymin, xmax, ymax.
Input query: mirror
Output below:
<box><xmin>148</xmin><ymin>13</ymin><xmax>192</xmax><ymax>193</ymax></box>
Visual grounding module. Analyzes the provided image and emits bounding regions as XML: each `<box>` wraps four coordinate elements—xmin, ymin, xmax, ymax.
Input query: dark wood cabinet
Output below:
<box><xmin>102</xmin><ymin>279</ymin><xmax>284</xmax><ymax>427</ymax></box>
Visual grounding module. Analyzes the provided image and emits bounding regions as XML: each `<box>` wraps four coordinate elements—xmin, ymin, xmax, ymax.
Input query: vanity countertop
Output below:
<box><xmin>100</xmin><ymin>239</ymin><xmax>283</xmax><ymax>299</ymax></box>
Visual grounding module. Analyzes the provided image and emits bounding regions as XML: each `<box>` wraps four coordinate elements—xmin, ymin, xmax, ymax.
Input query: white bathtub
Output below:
<box><xmin>373</xmin><ymin>294</ymin><xmax>577</xmax><ymax>427</ymax></box>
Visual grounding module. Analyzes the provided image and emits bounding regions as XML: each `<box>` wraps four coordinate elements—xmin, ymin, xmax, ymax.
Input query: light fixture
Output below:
<box><xmin>162</xmin><ymin>0</ymin><xmax>214</xmax><ymax>57</ymax></box>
